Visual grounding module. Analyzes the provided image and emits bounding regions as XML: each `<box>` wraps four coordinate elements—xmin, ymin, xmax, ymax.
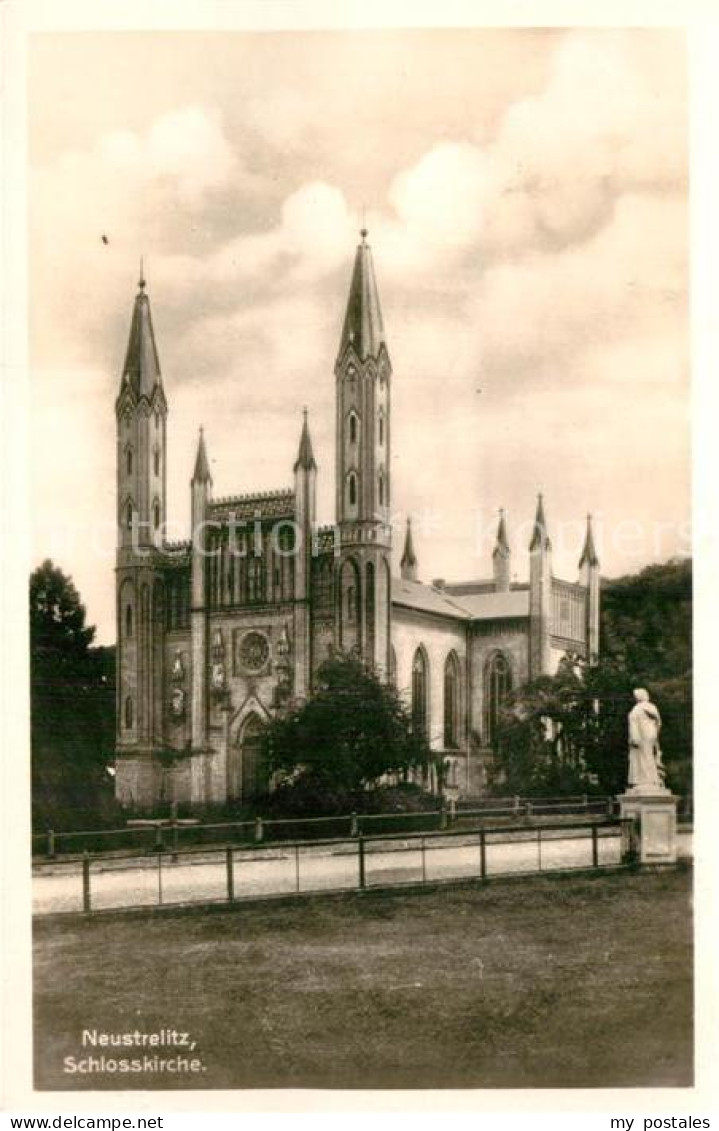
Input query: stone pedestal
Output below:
<box><xmin>617</xmin><ymin>790</ymin><xmax>678</xmax><ymax>865</ymax></box>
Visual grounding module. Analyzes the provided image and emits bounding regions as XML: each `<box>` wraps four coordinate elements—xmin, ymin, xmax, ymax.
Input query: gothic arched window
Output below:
<box><xmin>411</xmin><ymin>648</ymin><xmax>429</xmax><ymax>740</ymax></box>
<box><xmin>153</xmin><ymin>501</ymin><xmax>161</xmax><ymax>530</ymax></box>
<box><xmin>378</xmin><ymin>472</ymin><xmax>385</xmax><ymax>507</ymax></box>
<box><xmin>247</xmin><ymin>557</ymin><xmax>264</xmax><ymax>603</ymax></box>
<box><xmin>349</xmin><ymin>413</ymin><xmax>358</xmax><ymax>444</ymax></box>
<box><xmin>484</xmin><ymin>652</ymin><xmax>513</xmax><ymax>749</ymax></box>
<box><xmin>154</xmin><ymin>448</ymin><xmax>160</xmax><ymax>476</ymax></box>
<box><xmin>125</xmin><ymin>603</ymin><xmax>133</xmax><ymax>638</ymax></box>
<box><xmin>126</xmin><ymin>448</ymin><xmax>133</xmax><ymax>475</ymax></box>
<box><xmin>124</xmin><ymin>696</ymin><xmax>133</xmax><ymax>730</ymax></box>
<box><xmin>379</xmin><ymin>413</ymin><xmax>384</xmax><ymax>446</ymax></box>
<box><xmin>125</xmin><ymin>501</ymin><xmax>133</xmax><ymax>531</ymax></box>
<box><xmin>348</xmin><ymin>473</ymin><xmax>357</xmax><ymax>507</ymax></box>
<box><xmin>444</xmin><ymin>652</ymin><xmax>460</xmax><ymax>748</ymax></box>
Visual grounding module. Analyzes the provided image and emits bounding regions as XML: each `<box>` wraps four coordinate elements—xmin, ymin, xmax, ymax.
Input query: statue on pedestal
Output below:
<box><xmin>627</xmin><ymin>688</ymin><xmax>666</xmax><ymax>792</ymax></box>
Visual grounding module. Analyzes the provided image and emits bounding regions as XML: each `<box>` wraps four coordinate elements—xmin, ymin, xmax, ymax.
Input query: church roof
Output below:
<box><xmin>453</xmin><ymin>589</ymin><xmax>530</xmax><ymax>621</ymax></box>
<box><xmin>121</xmin><ymin>272</ymin><xmax>161</xmax><ymax>398</ymax></box>
<box><xmin>338</xmin><ymin>231</ymin><xmax>387</xmax><ymax>362</ymax></box>
<box><xmin>392</xmin><ymin>577</ymin><xmax>531</xmax><ymax>622</ymax></box>
<box><xmin>392</xmin><ymin>577</ymin><xmax>471</xmax><ymax>620</ymax></box>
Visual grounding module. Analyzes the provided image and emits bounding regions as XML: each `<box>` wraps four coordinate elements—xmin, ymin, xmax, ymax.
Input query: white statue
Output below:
<box><xmin>628</xmin><ymin>688</ymin><xmax>666</xmax><ymax>792</ymax></box>
<box><xmin>171</xmin><ymin>687</ymin><xmax>185</xmax><ymax>717</ymax></box>
<box><xmin>211</xmin><ymin>660</ymin><xmax>226</xmax><ymax>691</ymax></box>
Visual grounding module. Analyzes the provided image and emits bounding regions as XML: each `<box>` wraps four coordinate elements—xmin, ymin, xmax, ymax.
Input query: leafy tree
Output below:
<box><xmin>491</xmin><ymin>558</ymin><xmax>692</xmax><ymax>798</ymax></box>
<box><xmin>30</xmin><ymin>560</ymin><xmax>119</xmax><ymax>831</ymax></box>
<box><xmin>262</xmin><ymin>653</ymin><xmax>432</xmax><ymax>807</ymax></box>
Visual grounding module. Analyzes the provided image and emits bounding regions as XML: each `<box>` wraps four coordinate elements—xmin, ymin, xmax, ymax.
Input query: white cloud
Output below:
<box><xmin>98</xmin><ymin>105</ymin><xmax>238</xmax><ymax>199</ymax></box>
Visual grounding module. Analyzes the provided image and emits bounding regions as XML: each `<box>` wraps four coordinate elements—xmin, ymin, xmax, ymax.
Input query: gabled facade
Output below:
<box><xmin>114</xmin><ymin>238</ymin><xmax>600</xmax><ymax>810</ymax></box>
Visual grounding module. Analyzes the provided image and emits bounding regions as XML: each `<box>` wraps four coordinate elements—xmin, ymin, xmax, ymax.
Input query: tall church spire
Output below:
<box><xmin>192</xmin><ymin>427</ymin><xmax>212</xmax><ymax>484</ymax></box>
<box><xmin>529</xmin><ymin>493</ymin><xmax>552</xmax><ymax>552</ymax></box>
<box><xmin>121</xmin><ymin>267</ymin><xmax>162</xmax><ymax>398</ymax></box>
<box><xmin>294</xmin><ymin>408</ymin><xmax>317</xmax><ymax>472</ymax></box>
<box><xmin>578</xmin><ymin>513</ymin><xmax>600</xmax><ymax>569</ymax></box>
<box><xmin>400</xmin><ymin>517</ymin><xmax>418</xmax><ymax>581</ymax></box>
<box><xmin>338</xmin><ymin>228</ymin><xmax>387</xmax><ymax>363</ymax></box>
<box><xmin>493</xmin><ymin>509</ymin><xmax>511</xmax><ymax>592</ymax></box>
<box><xmin>494</xmin><ymin>509</ymin><xmax>510</xmax><ymax>556</ymax></box>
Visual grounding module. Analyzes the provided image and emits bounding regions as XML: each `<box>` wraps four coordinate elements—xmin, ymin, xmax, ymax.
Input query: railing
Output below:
<box><xmin>31</xmin><ymin>795</ymin><xmax>621</xmax><ymax>860</ymax></box>
<box><xmin>32</xmin><ymin>818</ymin><xmax>630</xmax><ymax>917</ymax></box>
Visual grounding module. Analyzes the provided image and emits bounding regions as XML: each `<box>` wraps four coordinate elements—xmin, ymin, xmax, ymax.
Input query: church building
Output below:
<box><xmin>114</xmin><ymin>232</ymin><xmax>600</xmax><ymax>810</ymax></box>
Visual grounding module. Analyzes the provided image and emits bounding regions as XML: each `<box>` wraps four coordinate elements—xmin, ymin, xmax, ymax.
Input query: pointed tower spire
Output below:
<box><xmin>494</xmin><ymin>509</ymin><xmax>510</xmax><ymax>556</ymax></box>
<box><xmin>578</xmin><ymin>513</ymin><xmax>600</xmax><ymax>569</ymax></box>
<box><xmin>400</xmin><ymin>517</ymin><xmax>418</xmax><ymax>582</ymax></box>
<box><xmin>338</xmin><ymin>228</ymin><xmax>387</xmax><ymax>362</ymax></box>
<box><xmin>294</xmin><ymin>407</ymin><xmax>317</xmax><ymax>472</ymax></box>
<box><xmin>493</xmin><ymin>508</ymin><xmax>511</xmax><ymax>592</ymax></box>
<box><xmin>192</xmin><ymin>427</ymin><xmax>212</xmax><ymax>484</ymax></box>
<box><xmin>121</xmin><ymin>267</ymin><xmax>162</xmax><ymax>398</ymax></box>
<box><xmin>529</xmin><ymin>493</ymin><xmax>552</xmax><ymax>552</ymax></box>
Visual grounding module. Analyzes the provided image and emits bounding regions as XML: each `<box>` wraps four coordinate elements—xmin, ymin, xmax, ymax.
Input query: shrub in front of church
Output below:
<box><xmin>261</xmin><ymin>653</ymin><xmax>433</xmax><ymax>810</ymax></box>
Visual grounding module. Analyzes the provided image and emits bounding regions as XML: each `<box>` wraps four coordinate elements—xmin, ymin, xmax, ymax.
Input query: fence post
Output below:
<box><xmin>358</xmin><ymin>834</ymin><xmax>366</xmax><ymax>890</ymax></box>
<box><xmin>254</xmin><ymin>816</ymin><xmax>264</xmax><ymax>843</ymax></box>
<box><xmin>525</xmin><ymin>801</ymin><xmax>533</xmax><ymax>819</ymax></box>
<box><xmin>513</xmin><ymin>794</ymin><xmax>521</xmax><ymax>816</ymax></box>
<box><xmin>47</xmin><ymin>829</ymin><xmax>55</xmax><ymax>859</ymax></box>
<box><xmin>440</xmin><ymin>802</ymin><xmax>448</xmax><ymax>831</ymax></box>
<box><xmin>421</xmin><ymin>837</ymin><xmax>427</xmax><ymax>884</ymax></box>
<box><xmin>154</xmin><ymin>825</ymin><xmax>165</xmax><ymax>853</ymax></box>
<box><xmin>295</xmin><ymin>843</ymin><xmax>301</xmax><ymax>892</ymax></box>
<box><xmin>82</xmin><ymin>851</ymin><xmax>91</xmax><ymax>913</ymax></box>
<box><xmin>592</xmin><ymin>824</ymin><xmax>599</xmax><ymax>868</ymax></box>
<box><xmin>583</xmin><ymin>794</ymin><xmax>589</xmax><ymax>811</ymax></box>
<box><xmin>449</xmin><ymin>797</ymin><xmax>456</xmax><ymax>824</ymax></box>
<box><xmin>479</xmin><ymin>829</ymin><xmax>487</xmax><ymax>880</ymax></box>
<box><xmin>607</xmin><ymin>796</ymin><xmax>614</xmax><ymax>818</ymax></box>
<box><xmin>226</xmin><ymin>847</ymin><xmax>234</xmax><ymax>901</ymax></box>
<box><xmin>350</xmin><ymin>811</ymin><xmax>359</xmax><ymax>838</ymax></box>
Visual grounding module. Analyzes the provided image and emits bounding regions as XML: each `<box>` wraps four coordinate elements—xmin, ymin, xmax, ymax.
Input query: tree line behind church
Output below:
<box><xmin>29</xmin><ymin>556</ymin><xmax>692</xmax><ymax>831</ymax></box>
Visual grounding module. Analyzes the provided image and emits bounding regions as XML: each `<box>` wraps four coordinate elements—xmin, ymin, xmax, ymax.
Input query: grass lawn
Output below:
<box><xmin>33</xmin><ymin>867</ymin><xmax>692</xmax><ymax>1091</ymax></box>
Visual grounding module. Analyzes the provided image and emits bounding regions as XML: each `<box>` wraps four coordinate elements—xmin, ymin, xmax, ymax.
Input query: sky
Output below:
<box><xmin>28</xmin><ymin>28</ymin><xmax>689</xmax><ymax>645</ymax></box>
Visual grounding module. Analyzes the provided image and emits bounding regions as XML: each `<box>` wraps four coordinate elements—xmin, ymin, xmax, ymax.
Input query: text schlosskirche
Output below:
<box><xmin>62</xmin><ymin>1029</ymin><xmax>205</xmax><ymax>1075</ymax></box>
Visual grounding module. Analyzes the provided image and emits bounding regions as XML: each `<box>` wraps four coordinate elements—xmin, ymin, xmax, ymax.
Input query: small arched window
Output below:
<box><xmin>349</xmin><ymin>474</ymin><xmax>357</xmax><ymax>507</ymax></box>
<box><xmin>153</xmin><ymin>501</ymin><xmax>161</xmax><ymax>530</ymax></box>
<box><xmin>379</xmin><ymin>414</ymin><xmax>384</xmax><ymax>446</ymax></box>
<box><xmin>154</xmin><ymin>449</ymin><xmax>160</xmax><ymax>476</ymax></box>
<box><xmin>125</xmin><ymin>502</ymin><xmax>133</xmax><ymax>531</ymax></box>
<box><xmin>126</xmin><ymin>448</ymin><xmax>133</xmax><ymax>475</ymax></box>
<box><xmin>125</xmin><ymin>604</ymin><xmax>133</xmax><ymax>638</ymax></box>
<box><xmin>124</xmin><ymin>696</ymin><xmax>133</xmax><ymax>730</ymax></box>
<box><xmin>349</xmin><ymin>414</ymin><xmax>357</xmax><ymax>444</ymax></box>
<box><xmin>378</xmin><ymin>473</ymin><xmax>385</xmax><ymax>507</ymax></box>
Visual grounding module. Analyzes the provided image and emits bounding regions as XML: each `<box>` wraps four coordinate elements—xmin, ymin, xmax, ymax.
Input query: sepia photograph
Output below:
<box><xmin>11</xmin><ymin>13</ymin><xmax>703</xmax><ymax>1100</ymax></box>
